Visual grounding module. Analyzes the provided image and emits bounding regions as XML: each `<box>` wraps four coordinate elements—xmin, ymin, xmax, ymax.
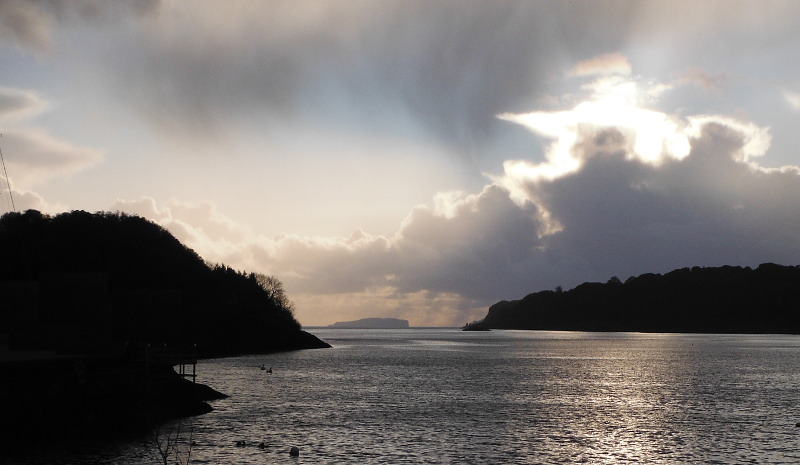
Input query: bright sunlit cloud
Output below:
<box><xmin>496</xmin><ymin>73</ymin><xmax>693</xmax><ymax>198</ymax></box>
<box><xmin>685</xmin><ymin>115</ymin><xmax>771</xmax><ymax>165</ymax></box>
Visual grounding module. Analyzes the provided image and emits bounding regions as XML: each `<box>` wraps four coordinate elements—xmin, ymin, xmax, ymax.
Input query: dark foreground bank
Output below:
<box><xmin>0</xmin><ymin>330</ymin><xmax>329</xmax><ymax>449</ymax></box>
<box><xmin>0</xmin><ymin>330</ymin><xmax>330</xmax><ymax>449</ymax></box>
<box><xmin>0</xmin><ymin>209</ymin><xmax>332</xmax><ymax>449</ymax></box>
<box><xmin>0</xmin><ymin>353</ymin><xmax>217</xmax><ymax>449</ymax></box>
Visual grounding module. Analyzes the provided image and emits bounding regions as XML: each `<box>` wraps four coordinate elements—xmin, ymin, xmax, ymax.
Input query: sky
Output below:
<box><xmin>2</xmin><ymin>0</ymin><xmax>800</xmax><ymax>327</ymax></box>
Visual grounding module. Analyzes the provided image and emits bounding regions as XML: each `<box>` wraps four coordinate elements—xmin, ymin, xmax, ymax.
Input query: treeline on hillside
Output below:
<box><xmin>0</xmin><ymin>209</ymin><xmax>328</xmax><ymax>357</ymax></box>
<box><xmin>471</xmin><ymin>263</ymin><xmax>800</xmax><ymax>334</ymax></box>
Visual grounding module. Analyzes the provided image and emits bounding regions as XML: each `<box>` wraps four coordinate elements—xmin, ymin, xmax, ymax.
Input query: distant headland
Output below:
<box><xmin>329</xmin><ymin>317</ymin><xmax>410</xmax><ymax>329</ymax></box>
<box><xmin>464</xmin><ymin>263</ymin><xmax>800</xmax><ymax>334</ymax></box>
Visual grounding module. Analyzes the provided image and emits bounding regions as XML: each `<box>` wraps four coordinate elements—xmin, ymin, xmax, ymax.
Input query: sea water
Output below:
<box><xmin>9</xmin><ymin>329</ymin><xmax>800</xmax><ymax>464</ymax></box>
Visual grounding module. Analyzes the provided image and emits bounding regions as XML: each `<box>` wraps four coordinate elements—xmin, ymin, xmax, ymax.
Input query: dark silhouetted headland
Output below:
<box><xmin>328</xmin><ymin>317</ymin><xmax>410</xmax><ymax>329</ymax></box>
<box><xmin>0</xmin><ymin>209</ymin><xmax>329</xmax><ymax>445</ymax></box>
<box><xmin>465</xmin><ymin>264</ymin><xmax>800</xmax><ymax>333</ymax></box>
<box><xmin>0</xmin><ymin>209</ymin><xmax>329</xmax><ymax>355</ymax></box>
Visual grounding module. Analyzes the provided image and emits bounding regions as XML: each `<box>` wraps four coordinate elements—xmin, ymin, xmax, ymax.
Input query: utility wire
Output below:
<box><xmin>0</xmin><ymin>133</ymin><xmax>18</xmax><ymax>213</ymax></box>
<box><xmin>0</xmin><ymin>133</ymin><xmax>32</xmax><ymax>279</ymax></box>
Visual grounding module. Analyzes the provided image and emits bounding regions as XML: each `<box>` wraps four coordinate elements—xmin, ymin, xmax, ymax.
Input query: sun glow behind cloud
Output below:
<box><xmin>497</xmin><ymin>73</ymin><xmax>692</xmax><ymax>185</ymax></box>
<box><xmin>490</xmin><ymin>58</ymin><xmax>783</xmax><ymax>217</ymax></box>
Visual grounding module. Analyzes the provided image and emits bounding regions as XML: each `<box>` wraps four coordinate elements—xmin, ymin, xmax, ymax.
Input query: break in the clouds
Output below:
<box><xmin>94</xmin><ymin>0</ymin><xmax>564</xmax><ymax>148</ymax></box>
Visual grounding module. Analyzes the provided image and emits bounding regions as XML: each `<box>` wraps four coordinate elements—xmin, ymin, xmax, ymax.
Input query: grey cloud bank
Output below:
<box><xmin>72</xmin><ymin>1</ymin><xmax>800</xmax><ymax>154</ymax></box>
<box><xmin>264</xmin><ymin>118</ymin><xmax>800</xmax><ymax>316</ymax></box>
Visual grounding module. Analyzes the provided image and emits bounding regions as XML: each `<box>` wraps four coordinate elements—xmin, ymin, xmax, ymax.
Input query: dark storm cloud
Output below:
<box><xmin>91</xmin><ymin>1</ymin><xmax>643</xmax><ymax>149</ymax></box>
<box><xmin>98</xmin><ymin>0</ymin><xmax>800</xmax><ymax>155</ymax></box>
<box><xmin>6</xmin><ymin>0</ymin><xmax>800</xmax><ymax>155</ymax></box>
<box><xmin>13</xmin><ymin>0</ymin><xmax>798</xmax><ymax>157</ymax></box>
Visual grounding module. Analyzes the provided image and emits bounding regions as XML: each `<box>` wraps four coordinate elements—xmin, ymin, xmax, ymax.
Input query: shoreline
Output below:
<box><xmin>0</xmin><ymin>331</ymin><xmax>329</xmax><ymax>449</ymax></box>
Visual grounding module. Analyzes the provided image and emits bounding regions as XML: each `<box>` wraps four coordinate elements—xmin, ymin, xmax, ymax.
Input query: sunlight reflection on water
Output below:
<box><xmin>14</xmin><ymin>329</ymin><xmax>800</xmax><ymax>464</ymax></box>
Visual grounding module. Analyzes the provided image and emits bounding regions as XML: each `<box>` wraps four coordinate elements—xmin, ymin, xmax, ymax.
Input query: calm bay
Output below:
<box><xmin>9</xmin><ymin>329</ymin><xmax>800</xmax><ymax>464</ymax></box>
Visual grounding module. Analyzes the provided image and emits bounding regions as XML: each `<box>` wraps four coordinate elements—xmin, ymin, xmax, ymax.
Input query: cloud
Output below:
<box><xmin>496</xmin><ymin>74</ymin><xmax>692</xmax><ymax>186</ymax></box>
<box><xmin>87</xmin><ymin>1</ymin><xmax>643</xmax><ymax>151</ymax></box>
<box><xmin>111</xmin><ymin>68</ymin><xmax>800</xmax><ymax>327</ymax></box>
<box><xmin>685</xmin><ymin>115</ymin><xmax>771</xmax><ymax>165</ymax></box>
<box><xmin>7</xmin><ymin>0</ymin><xmax>800</xmax><ymax>163</ymax></box>
<box><xmin>784</xmin><ymin>90</ymin><xmax>800</xmax><ymax>112</ymax></box>
<box><xmin>259</xmin><ymin>184</ymin><xmax>545</xmax><ymax>299</ymax></box>
<box><xmin>3</xmin><ymin>1</ymin><xmax>800</xmax><ymax>328</ymax></box>
<box><xmin>0</xmin><ymin>0</ymin><xmax>159</xmax><ymax>54</ymax></box>
<box><xmin>289</xmin><ymin>104</ymin><xmax>799</xmax><ymax>307</ymax></box>
<box><xmin>0</xmin><ymin>128</ymin><xmax>103</xmax><ymax>189</ymax></box>
<box><xmin>0</xmin><ymin>0</ymin><xmax>54</xmax><ymax>53</ymax></box>
<box><xmin>493</xmin><ymin>75</ymin><xmax>800</xmax><ymax>283</ymax></box>
<box><xmin>6</xmin><ymin>0</ymin><xmax>796</xmax><ymax>169</ymax></box>
<box><xmin>0</xmin><ymin>86</ymin><xmax>49</xmax><ymax>122</ymax></box>
<box><xmin>0</xmin><ymin>85</ymin><xmax>104</xmax><ymax>192</ymax></box>
<box><xmin>0</xmin><ymin>187</ymin><xmax>54</xmax><ymax>215</ymax></box>
<box><xmin>109</xmin><ymin>189</ymin><xmax>547</xmax><ymax>326</ymax></box>
<box><xmin>0</xmin><ymin>113</ymin><xmax>67</xmax><ymax>214</ymax></box>
<box><xmin>567</xmin><ymin>52</ymin><xmax>632</xmax><ymax>77</ymax></box>
<box><xmin>672</xmin><ymin>67</ymin><xmax>726</xmax><ymax>91</ymax></box>
<box><xmin>109</xmin><ymin>197</ymin><xmax>254</xmax><ymax>265</ymax></box>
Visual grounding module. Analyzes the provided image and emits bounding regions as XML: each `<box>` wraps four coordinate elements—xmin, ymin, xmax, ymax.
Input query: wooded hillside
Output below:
<box><xmin>469</xmin><ymin>263</ymin><xmax>800</xmax><ymax>334</ymax></box>
<box><xmin>0</xmin><ymin>209</ymin><xmax>328</xmax><ymax>357</ymax></box>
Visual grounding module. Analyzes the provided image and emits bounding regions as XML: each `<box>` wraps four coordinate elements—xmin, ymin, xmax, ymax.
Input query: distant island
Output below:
<box><xmin>329</xmin><ymin>317</ymin><xmax>410</xmax><ymax>329</ymax></box>
<box><xmin>464</xmin><ymin>263</ymin><xmax>800</xmax><ymax>334</ymax></box>
<box><xmin>0</xmin><ymin>209</ymin><xmax>329</xmax><ymax>445</ymax></box>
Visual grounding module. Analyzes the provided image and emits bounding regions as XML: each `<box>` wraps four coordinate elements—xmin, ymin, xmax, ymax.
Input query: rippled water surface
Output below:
<box><xmin>14</xmin><ymin>329</ymin><xmax>800</xmax><ymax>464</ymax></box>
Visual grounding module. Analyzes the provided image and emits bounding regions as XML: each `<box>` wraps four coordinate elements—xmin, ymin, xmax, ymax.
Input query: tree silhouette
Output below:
<box><xmin>470</xmin><ymin>263</ymin><xmax>800</xmax><ymax>334</ymax></box>
<box><xmin>254</xmin><ymin>272</ymin><xmax>296</xmax><ymax>315</ymax></box>
<box><xmin>0</xmin><ymin>209</ymin><xmax>320</xmax><ymax>357</ymax></box>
